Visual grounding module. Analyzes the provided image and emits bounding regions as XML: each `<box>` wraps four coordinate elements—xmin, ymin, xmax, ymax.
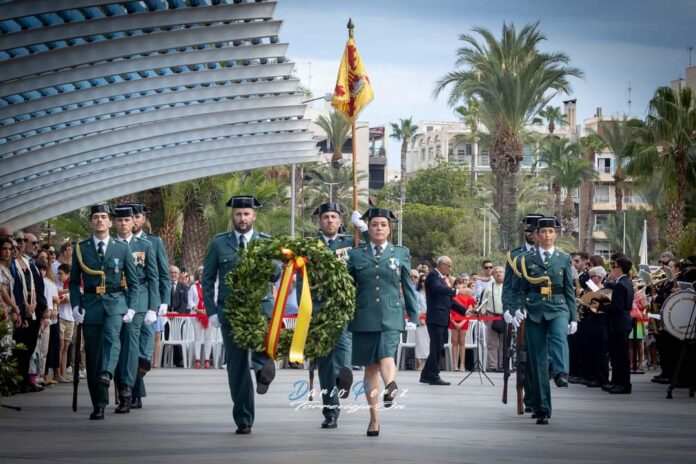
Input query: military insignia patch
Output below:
<box><xmin>133</xmin><ymin>251</ymin><xmax>145</xmax><ymax>267</ymax></box>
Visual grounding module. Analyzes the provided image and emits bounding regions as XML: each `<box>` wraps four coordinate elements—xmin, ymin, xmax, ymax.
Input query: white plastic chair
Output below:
<box><xmin>211</xmin><ymin>326</ymin><xmax>225</xmax><ymax>369</ymax></box>
<box><xmin>443</xmin><ymin>329</ymin><xmax>454</xmax><ymax>371</ymax></box>
<box><xmin>160</xmin><ymin>317</ymin><xmax>191</xmax><ymax>369</ymax></box>
<box><xmin>396</xmin><ymin>329</ymin><xmax>416</xmax><ymax>370</ymax></box>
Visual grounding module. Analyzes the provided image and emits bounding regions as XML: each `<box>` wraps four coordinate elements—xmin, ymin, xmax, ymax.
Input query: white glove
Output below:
<box><xmin>512</xmin><ymin>309</ymin><xmax>526</xmax><ymax>328</ymax></box>
<box><xmin>568</xmin><ymin>321</ymin><xmax>578</xmax><ymax>335</ymax></box>
<box><xmin>158</xmin><ymin>303</ymin><xmax>168</xmax><ymax>316</ymax></box>
<box><xmin>122</xmin><ymin>309</ymin><xmax>135</xmax><ymax>323</ymax></box>
<box><xmin>405</xmin><ymin>321</ymin><xmax>417</xmax><ymax>331</ymax></box>
<box><xmin>209</xmin><ymin>314</ymin><xmax>221</xmax><ymax>329</ymax></box>
<box><xmin>144</xmin><ymin>310</ymin><xmax>157</xmax><ymax>325</ymax></box>
<box><xmin>72</xmin><ymin>306</ymin><xmax>84</xmax><ymax>324</ymax></box>
<box><xmin>351</xmin><ymin>210</ymin><xmax>368</xmax><ymax>232</ymax></box>
<box><xmin>503</xmin><ymin>310</ymin><xmax>513</xmax><ymax>324</ymax></box>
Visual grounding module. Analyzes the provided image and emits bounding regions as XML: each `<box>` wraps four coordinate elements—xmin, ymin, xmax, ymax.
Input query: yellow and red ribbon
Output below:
<box><xmin>264</xmin><ymin>248</ymin><xmax>313</xmax><ymax>362</ymax></box>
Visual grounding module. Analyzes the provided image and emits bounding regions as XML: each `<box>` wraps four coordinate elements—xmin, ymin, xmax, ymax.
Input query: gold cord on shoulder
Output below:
<box><xmin>506</xmin><ymin>251</ymin><xmax>522</xmax><ymax>277</ymax></box>
<box><xmin>76</xmin><ymin>243</ymin><xmax>106</xmax><ymax>293</ymax></box>
<box><xmin>520</xmin><ymin>254</ymin><xmax>552</xmax><ymax>295</ymax></box>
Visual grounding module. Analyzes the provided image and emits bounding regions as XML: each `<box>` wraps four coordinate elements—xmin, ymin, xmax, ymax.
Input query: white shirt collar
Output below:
<box><xmin>322</xmin><ymin>233</ymin><xmax>338</xmax><ymax>243</ymax></box>
<box><xmin>93</xmin><ymin>235</ymin><xmax>110</xmax><ymax>251</ymax></box>
<box><xmin>117</xmin><ymin>233</ymin><xmax>133</xmax><ymax>244</ymax></box>
<box><xmin>134</xmin><ymin>231</ymin><xmax>144</xmax><ymax>239</ymax></box>
<box><xmin>235</xmin><ymin>229</ymin><xmax>254</xmax><ymax>244</ymax></box>
<box><xmin>538</xmin><ymin>246</ymin><xmax>555</xmax><ymax>258</ymax></box>
<box><xmin>525</xmin><ymin>243</ymin><xmax>536</xmax><ymax>252</ymax></box>
<box><xmin>370</xmin><ymin>241</ymin><xmax>388</xmax><ymax>255</ymax></box>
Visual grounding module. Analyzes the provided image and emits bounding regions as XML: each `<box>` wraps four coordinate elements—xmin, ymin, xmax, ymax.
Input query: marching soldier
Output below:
<box><xmin>347</xmin><ymin>208</ymin><xmax>419</xmax><ymax>436</ymax></box>
<box><xmin>129</xmin><ymin>203</ymin><xmax>170</xmax><ymax>409</ymax></box>
<box><xmin>69</xmin><ymin>204</ymin><xmax>140</xmax><ymax>420</ymax></box>
<box><xmin>113</xmin><ymin>206</ymin><xmax>160</xmax><ymax>414</ymax></box>
<box><xmin>502</xmin><ymin>213</ymin><xmax>542</xmax><ymax>414</ymax></box>
<box><xmin>506</xmin><ymin>216</ymin><xmax>576</xmax><ymax>424</ymax></box>
<box><xmin>201</xmin><ymin>195</ymin><xmax>277</xmax><ymax>435</ymax></box>
<box><xmin>312</xmin><ymin>202</ymin><xmax>357</xmax><ymax>429</ymax></box>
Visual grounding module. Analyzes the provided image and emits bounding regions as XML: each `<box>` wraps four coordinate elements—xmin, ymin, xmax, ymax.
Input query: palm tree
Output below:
<box><xmin>579</xmin><ymin>134</ymin><xmax>605</xmax><ymax>251</ymax></box>
<box><xmin>539</xmin><ymin>137</ymin><xmax>581</xmax><ymax>219</ymax></box>
<box><xmin>625</xmin><ymin>86</ymin><xmax>696</xmax><ymax>250</ymax></box>
<box><xmin>536</xmin><ymin>106</ymin><xmax>567</xmax><ymax>134</ymax></box>
<box><xmin>434</xmin><ymin>22</ymin><xmax>582</xmax><ymax>250</ymax></box>
<box><xmin>315</xmin><ymin>111</ymin><xmax>350</xmax><ymax>168</ymax></box>
<box><xmin>302</xmin><ymin>163</ymin><xmax>369</xmax><ymax>218</ymax></box>
<box><xmin>454</xmin><ymin>98</ymin><xmax>481</xmax><ymax>193</ymax></box>
<box><xmin>158</xmin><ymin>184</ymin><xmax>185</xmax><ymax>265</ymax></box>
<box><xmin>552</xmin><ymin>155</ymin><xmax>597</xmax><ymax>235</ymax></box>
<box><xmin>181</xmin><ymin>178</ymin><xmax>220</xmax><ymax>272</ymax></box>
<box><xmin>389</xmin><ymin>117</ymin><xmax>420</xmax><ymax>219</ymax></box>
<box><xmin>603</xmin><ymin>207</ymin><xmax>649</xmax><ymax>265</ymax></box>
<box><xmin>593</xmin><ymin>118</ymin><xmax>636</xmax><ymax>214</ymax></box>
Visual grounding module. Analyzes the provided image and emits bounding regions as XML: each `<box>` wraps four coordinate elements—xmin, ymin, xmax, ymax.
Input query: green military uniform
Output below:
<box><xmin>116</xmin><ymin>234</ymin><xmax>159</xmax><ymax>399</ymax></box>
<box><xmin>515</xmin><ymin>245</ymin><xmax>576</xmax><ymax>418</ymax></box>
<box><xmin>69</xmin><ymin>235</ymin><xmax>140</xmax><ymax>414</ymax></box>
<box><xmin>202</xmin><ymin>229</ymin><xmax>275</xmax><ymax>430</ymax></box>
<box><xmin>347</xmin><ymin>242</ymin><xmax>419</xmax><ymax>365</ymax></box>
<box><xmin>132</xmin><ymin>229</ymin><xmax>170</xmax><ymax>402</ymax></box>
<box><xmin>502</xmin><ymin>245</ymin><xmax>537</xmax><ymax>411</ymax></box>
<box><xmin>315</xmin><ymin>232</ymin><xmax>357</xmax><ymax>423</ymax></box>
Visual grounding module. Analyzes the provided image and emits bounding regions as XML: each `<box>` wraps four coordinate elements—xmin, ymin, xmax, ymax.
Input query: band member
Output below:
<box><xmin>502</xmin><ymin>213</ymin><xmax>542</xmax><ymax>413</ymax></box>
<box><xmin>602</xmin><ymin>255</ymin><xmax>634</xmax><ymax>394</ymax></box>
<box><xmin>507</xmin><ymin>216</ymin><xmax>576</xmax><ymax>424</ymax></box>
<box><xmin>113</xmin><ymin>206</ymin><xmax>160</xmax><ymax>413</ymax></box>
<box><xmin>312</xmin><ymin>202</ymin><xmax>356</xmax><ymax>429</ymax></box>
<box><xmin>201</xmin><ymin>195</ymin><xmax>276</xmax><ymax>435</ymax></box>
<box><xmin>69</xmin><ymin>204</ymin><xmax>140</xmax><ymax>420</ymax></box>
<box><xmin>129</xmin><ymin>203</ymin><xmax>170</xmax><ymax>409</ymax></box>
<box><xmin>347</xmin><ymin>208</ymin><xmax>419</xmax><ymax>436</ymax></box>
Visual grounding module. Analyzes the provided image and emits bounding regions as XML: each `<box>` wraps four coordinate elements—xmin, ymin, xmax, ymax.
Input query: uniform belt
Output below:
<box><xmin>138</xmin><ymin>277</ymin><xmax>147</xmax><ymax>284</ymax></box>
<box><xmin>84</xmin><ymin>286</ymin><xmax>123</xmax><ymax>294</ymax></box>
<box><xmin>529</xmin><ymin>287</ymin><xmax>564</xmax><ymax>295</ymax></box>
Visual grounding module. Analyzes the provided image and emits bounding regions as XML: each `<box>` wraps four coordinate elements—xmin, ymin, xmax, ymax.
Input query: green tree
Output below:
<box><xmin>603</xmin><ymin>208</ymin><xmax>650</xmax><ymax>266</ymax></box>
<box><xmin>536</xmin><ymin>105</ymin><xmax>567</xmax><ymax>134</ymax></box>
<box><xmin>404</xmin><ymin>161</ymin><xmax>472</xmax><ymax>208</ymax></box>
<box><xmin>552</xmin><ymin>154</ymin><xmax>596</xmax><ymax>235</ymax></box>
<box><xmin>390</xmin><ymin>117</ymin><xmax>419</xmax><ymax>222</ymax></box>
<box><xmin>579</xmin><ymin>133</ymin><xmax>606</xmax><ymax>251</ymax></box>
<box><xmin>434</xmin><ymin>22</ymin><xmax>582</xmax><ymax>250</ymax></box>
<box><xmin>315</xmin><ymin>111</ymin><xmax>350</xmax><ymax>168</ymax></box>
<box><xmin>302</xmin><ymin>163</ymin><xmax>369</xmax><ymax>219</ymax></box>
<box><xmin>593</xmin><ymin>118</ymin><xmax>638</xmax><ymax>214</ymax></box>
<box><xmin>625</xmin><ymin>86</ymin><xmax>696</xmax><ymax>250</ymax></box>
<box><xmin>539</xmin><ymin>137</ymin><xmax>581</xmax><ymax>218</ymax></box>
<box><xmin>454</xmin><ymin>98</ymin><xmax>481</xmax><ymax>193</ymax></box>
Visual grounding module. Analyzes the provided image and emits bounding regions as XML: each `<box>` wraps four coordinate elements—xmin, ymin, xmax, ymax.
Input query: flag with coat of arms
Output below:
<box><xmin>331</xmin><ymin>32</ymin><xmax>374</xmax><ymax>122</ymax></box>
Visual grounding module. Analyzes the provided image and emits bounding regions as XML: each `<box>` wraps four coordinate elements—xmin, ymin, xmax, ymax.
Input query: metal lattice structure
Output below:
<box><xmin>0</xmin><ymin>0</ymin><xmax>318</xmax><ymax>230</ymax></box>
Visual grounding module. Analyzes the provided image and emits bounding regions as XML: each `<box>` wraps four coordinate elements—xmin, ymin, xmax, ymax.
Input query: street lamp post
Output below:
<box><xmin>622</xmin><ymin>209</ymin><xmax>626</xmax><ymax>253</ymax></box>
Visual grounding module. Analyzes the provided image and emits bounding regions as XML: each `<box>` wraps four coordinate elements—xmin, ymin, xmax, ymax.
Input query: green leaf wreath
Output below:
<box><xmin>224</xmin><ymin>236</ymin><xmax>355</xmax><ymax>359</ymax></box>
<box><xmin>1</xmin><ymin>319</ymin><xmax>26</xmax><ymax>401</ymax></box>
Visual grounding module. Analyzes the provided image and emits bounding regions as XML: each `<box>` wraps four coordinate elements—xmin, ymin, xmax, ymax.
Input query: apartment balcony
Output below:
<box><xmin>592</xmin><ymin>230</ymin><xmax>608</xmax><ymax>240</ymax></box>
<box><xmin>596</xmin><ymin>172</ymin><xmax>615</xmax><ymax>182</ymax></box>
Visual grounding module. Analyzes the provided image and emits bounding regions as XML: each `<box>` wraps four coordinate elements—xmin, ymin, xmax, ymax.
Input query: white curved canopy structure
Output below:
<box><xmin>0</xmin><ymin>0</ymin><xmax>319</xmax><ymax>230</ymax></box>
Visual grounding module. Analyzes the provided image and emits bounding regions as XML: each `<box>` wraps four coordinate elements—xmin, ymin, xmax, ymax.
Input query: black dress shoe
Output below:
<box><xmin>554</xmin><ymin>374</ymin><xmax>569</xmax><ymax>388</ymax></box>
<box><xmin>235</xmin><ymin>425</ymin><xmax>252</xmax><ymax>435</ymax></box>
<box><xmin>115</xmin><ymin>398</ymin><xmax>131</xmax><ymax>414</ymax></box>
<box><xmin>90</xmin><ymin>408</ymin><xmax>105</xmax><ymax>420</ymax></box>
<box><xmin>536</xmin><ymin>412</ymin><xmax>549</xmax><ymax>425</ymax></box>
<box><xmin>336</xmin><ymin>366</ymin><xmax>353</xmax><ymax>399</ymax></box>
<box><xmin>255</xmin><ymin>359</ymin><xmax>275</xmax><ymax>395</ymax></box>
<box><xmin>321</xmin><ymin>417</ymin><xmax>338</xmax><ymax>429</ymax></box>
<box><xmin>608</xmin><ymin>384</ymin><xmax>632</xmax><ymax>394</ymax></box>
<box><xmin>586</xmin><ymin>380</ymin><xmax>602</xmax><ymax>388</ymax></box>
<box><xmin>567</xmin><ymin>376</ymin><xmax>581</xmax><ymax>384</ymax></box>
<box><xmin>366</xmin><ymin>425</ymin><xmax>380</xmax><ymax>437</ymax></box>
<box><xmin>601</xmin><ymin>383</ymin><xmax>614</xmax><ymax>391</ymax></box>
<box><xmin>130</xmin><ymin>397</ymin><xmax>142</xmax><ymax>409</ymax></box>
<box><xmin>98</xmin><ymin>372</ymin><xmax>112</xmax><ymax>388</ymax></box>
<box><xmin>428</xmin><ymin>378</ymin><xmax>451</xmax><ymax>386</ymax></box>
<box><xmin>383</xmin><ymin>380</ymin><xmax>398</xmax><ymax>408</ymax></box>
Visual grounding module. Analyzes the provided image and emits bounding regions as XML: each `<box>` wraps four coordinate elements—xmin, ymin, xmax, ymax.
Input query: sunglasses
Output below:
<box><xmin>30</xmin><ymin>241</ymin><xmax>38</xmax><ymax>245</ymax></box>
<box><xmin>483</xmin><ymin>266</ymin><xmax>493</xmax><ymax>269</ymax></box>
<box><xmin>48</xmin><ymin>251</ymin><xmax>56</xmax><ymax>255</ymax></box>
<box><xmin>15</xmin><ymin>238</ymin><xmax>26</xmax><ymax>243</ymax></box>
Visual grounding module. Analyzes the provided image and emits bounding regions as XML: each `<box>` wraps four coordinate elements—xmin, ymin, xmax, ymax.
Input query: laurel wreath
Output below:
<box><xmin>224</xmin><ymin>236</ymin><xmax>355</xmax><ymax>359</ymax></box>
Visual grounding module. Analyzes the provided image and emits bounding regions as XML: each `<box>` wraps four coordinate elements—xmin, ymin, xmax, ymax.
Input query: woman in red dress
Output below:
<box><xmin>450</xmin><ymin>276</ymin><xmax>476</xmax><ymax>371</ymax></box>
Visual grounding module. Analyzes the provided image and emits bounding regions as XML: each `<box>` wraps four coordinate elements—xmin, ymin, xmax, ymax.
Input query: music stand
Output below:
<box><xmin>459</xmin><ymin>299</ymin><xmax>494</xmax><ymax>386</ymax></box>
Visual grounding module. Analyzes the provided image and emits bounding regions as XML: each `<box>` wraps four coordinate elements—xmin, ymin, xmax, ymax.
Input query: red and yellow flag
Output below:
<box><xmin>331</xmin><ymin>36</ymin><xmax>374</xmax><ymax>123</ymax></box>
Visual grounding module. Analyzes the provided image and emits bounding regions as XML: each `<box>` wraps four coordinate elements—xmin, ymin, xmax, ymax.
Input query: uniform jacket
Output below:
<box><xmin>170</xmin><ymin>281</ymin><xmax>190</xmax><ymax>313</ymax></box>
<box><xmin>347</xmin><ymin>242</ymin><xmax>418</xmax><ymax>332</ymax></box>
<box><xmin>139</xmin><ymin>232</ymin><xmax>171</xmax><ymax>307</ymax></box>
<box><xmin>202</xmin><ymin>230</ymin><xmax>275</xmax><ymax>325</ymax></box>
<box><xmin>515</xmin><ymin>248</ymin><xmax>577</xmax><ymax>323</ymax></box>
<box><xmin>603</xmin><ymin>275</ymin><xmax>634</xmax><ymax>333</ymax></box>
<box><xmin>69</xmin><ymin>237</ymin><xmax>140</xmax><ymax>325</ymax></box>
<box><xmin>126</xmin><ymin>236</ymin><xmax>160</xmax><ymax>312</ymax></box>
<box><xmin>502</xmin><ymin>245</ymin><xmax>528</xmax><ymax>312</ymax></box>
<box><xmin>424</xmin><ymin>270</ymin><xmax>460</xmax><ymax>327</ymax></box>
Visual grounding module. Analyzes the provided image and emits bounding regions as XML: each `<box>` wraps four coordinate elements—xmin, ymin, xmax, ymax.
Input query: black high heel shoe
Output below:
<box><xmin>383</xmin><ymin>380</ymin><xmax>398</xmax><ymax>408</ymax></box>
<box><xmin>366</xmin><ymin>425</ymin><xmax>380</xmax><ymax>437</ymax></box>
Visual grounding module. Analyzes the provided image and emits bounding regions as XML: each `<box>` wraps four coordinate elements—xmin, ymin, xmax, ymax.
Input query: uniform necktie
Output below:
<box><xmin>97</xmin><ymin>241</ymin><xmax>105</xmax><ymax>262</ymax></box>
<box><xmin>543</xmin><ymin>251</ymin><xmax>551</xmax><ymax>264</ymax></box>
<box><xmin>239</xmin><ymin>235</ymin><xmax>246</xmax><ymax>250</ymax></box>
<box><xmin>327</xmin><ymin>239</ymin><xmax>334</xmax><ymax>247</ymax></box>
<box><xmin>374</xmin><ymin>245</ymin><xmax>382</xmax><ymax>258</ymax></box>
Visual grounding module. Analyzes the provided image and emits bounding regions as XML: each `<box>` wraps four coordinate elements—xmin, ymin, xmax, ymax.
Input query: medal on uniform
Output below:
<box><xmin>113</xmin><ymin>258</ymin><xmax>120</xmax><ymax>274</ymax></box>
<box><xmin>389</xmin><ymin>258</ymin><xmax>397</xmax><ymax>271</ymax></box>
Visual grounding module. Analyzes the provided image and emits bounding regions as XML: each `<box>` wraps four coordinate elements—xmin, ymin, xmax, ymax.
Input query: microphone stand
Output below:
<box><xmin>459</xmin><ymin>298</ymin><xmax>494</xmax><ymax>386</ymax></box>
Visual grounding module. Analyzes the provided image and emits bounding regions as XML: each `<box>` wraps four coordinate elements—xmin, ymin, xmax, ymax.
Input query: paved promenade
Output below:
<box><xmin>1</xmin><ymin>368</ymin><xmax>694</xmax><ymax>464</ymax></box>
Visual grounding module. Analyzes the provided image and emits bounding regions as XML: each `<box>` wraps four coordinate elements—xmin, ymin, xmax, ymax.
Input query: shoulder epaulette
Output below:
<box><xmin>79</xmin><ymin>238</ymin><xmax>90</xmax><ymax>245</ymax></box>
<box><xmin>213</xmin><ymin>232</ymin><xmax>229</xmax><ymax>239</ymax></box>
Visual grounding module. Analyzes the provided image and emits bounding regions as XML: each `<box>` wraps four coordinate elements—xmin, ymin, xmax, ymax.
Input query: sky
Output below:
<box><xmin>274</xmin><ymin>0</ymin><xmax>696</xmax><ymax>169</ymax></box>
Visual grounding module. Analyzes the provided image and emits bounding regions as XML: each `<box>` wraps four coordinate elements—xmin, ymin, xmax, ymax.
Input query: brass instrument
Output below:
<box><xmin>576</xmin><ymin>288</ymin><xmax>612</xmax><ymax>314</ymax></box>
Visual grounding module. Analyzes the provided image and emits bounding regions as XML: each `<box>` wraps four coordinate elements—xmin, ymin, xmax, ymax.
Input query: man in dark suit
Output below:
<box><xmin>420</xmin><ymin>256</ymin><xmax>467</xmax><ymax>385</ymax></box>
<box><xmin>603</xmin><ymin>255</ymin><xmax>634</xmax><ymax>394</ymax></box>
<box><xmin>169</xmin><ymin>265</ymin><xmax>190</xmax><ymax>313</ymax></box>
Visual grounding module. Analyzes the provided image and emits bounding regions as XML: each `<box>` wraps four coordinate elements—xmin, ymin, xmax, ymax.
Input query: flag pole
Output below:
<box><xmin>348</xmin><ymin>18</ymin><xmax>359</xmax><ymax>247</ymax></box>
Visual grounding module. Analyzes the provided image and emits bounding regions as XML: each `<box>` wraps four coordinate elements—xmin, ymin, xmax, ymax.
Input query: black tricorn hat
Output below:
<box><xmin>362</xmin><ymin>208</ymin><xmax>398</xmax><ymax>222</ymax></box>
<box><xmin>521</xmin><ymin>213</ymin><xmax>545</xmax><ymax>231</ymax></box>
<box><xmin>127</xmin><ymin>203</ymin><xmax>148</xmax><ymax>214</ymax></box>
<box><xmin>113</xmin><ymin>206</ymin><xmax>134</xmax><ymax>218</ymax></box>
<box><xmin>313</xmin><ymin>202</ymin><xmax>344</xmax><ymax>217</ymax></box>
<box><xmin>90</xmin><ymin>203</ymin><xmax>113</xmax><ymax>217</ymax></box>
<box><xmin>226</xmin><ymin>195</ymin><xmax>261</xmax><ymax>209</ymax></box>
<box><xmin>536</xmin><ymin>216</ymin><xmax>562</xmax><ymax>229</ymax></box>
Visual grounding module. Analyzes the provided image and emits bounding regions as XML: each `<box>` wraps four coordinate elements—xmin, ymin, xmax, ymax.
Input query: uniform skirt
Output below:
<box><xmin>352</xmin><ymin>330</ymin><xmax>401</xmax><ymax>366</ymax></box>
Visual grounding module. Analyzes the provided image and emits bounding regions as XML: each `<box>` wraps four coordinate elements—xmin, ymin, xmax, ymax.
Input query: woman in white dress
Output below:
<box><xmin>414</xmin><ymin>273</ymin><xmax>429</xmax><ymax>371</ymax></box>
